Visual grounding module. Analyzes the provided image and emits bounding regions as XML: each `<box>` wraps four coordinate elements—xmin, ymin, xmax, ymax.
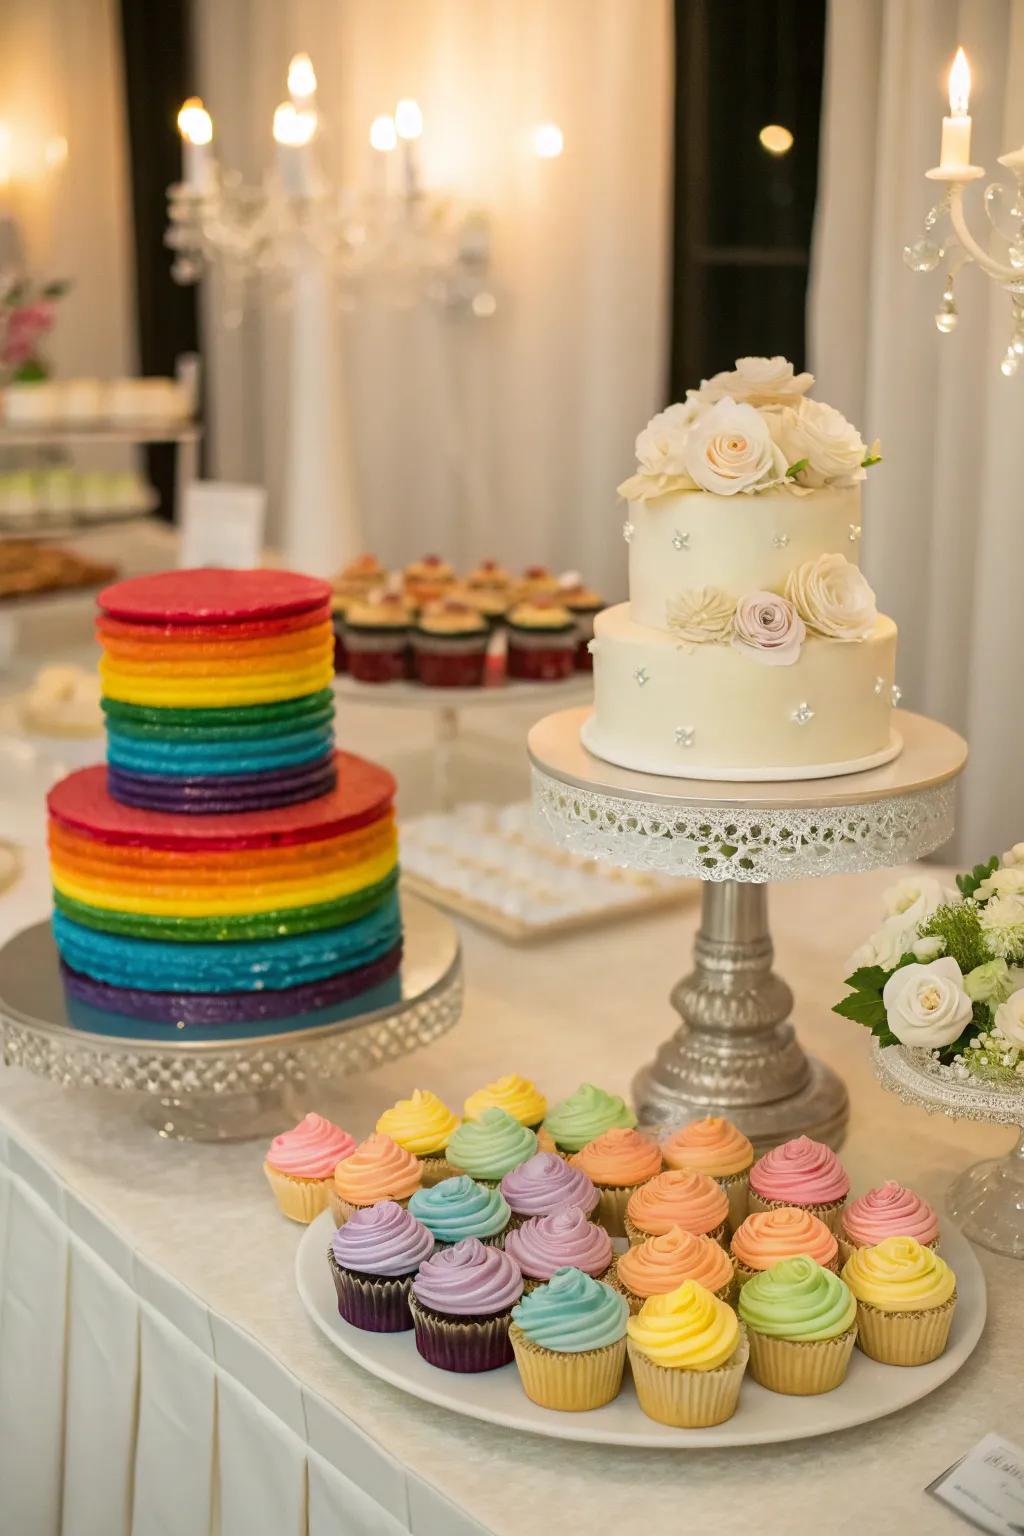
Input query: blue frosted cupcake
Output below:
<box><xmin>408</xmin><ymin>1174</ymin><xmax>511</xmax><ymax>1248</ymax></box>
<box><xmin>509</xmin><ymin>1266</ymin><xmax>629</xmax><ymax>1410</ymax></box>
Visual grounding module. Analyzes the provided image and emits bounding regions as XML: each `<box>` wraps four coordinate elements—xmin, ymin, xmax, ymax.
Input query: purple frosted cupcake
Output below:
<box><xmin>500</xmin><ymin>1151</ymin><xmax>599</xmax><ymax>1230</ymax></box>
<box><xmin>504</xmin><ymin>1205</ymin><xmax>613</xmax><ymax>1291</ymax></box>
<box><xmin>328</xmin><ymin>1200</ymin><xmax>435</xmax><ymax>1332</ymax></box>
<box><xmin>409</xmin><ymin>1236</ymin><xmax>524</xmax><ymax>1372</ymax></box>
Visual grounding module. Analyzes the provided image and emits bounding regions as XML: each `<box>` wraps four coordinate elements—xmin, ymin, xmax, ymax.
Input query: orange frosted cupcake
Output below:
<box><xmin>730</xmin><ymin>1205</ymin><xmax>839</xmax><ymax>1286</ymax></box>
<box><xmin>328</xmin><ymin>1132</ymin><xmax>423</xmax><ymax>1226</ymax></box>
<box><xmin>263</xmin><ymin>1112</ymin><xmax>356</xmax><ymax>1223</ymax></box>
<box><xmin>612</xmin><ymin>1227</ymin><xmax>735</xmax><ymax>1314</ymax></box>
<box><xmin>625</xmin><ymin>1170</ymin><xmax>729</xmax><ymax>1249</ymax></box>
<box><xmin>661</xmin><ymin>1117</ymin><xmax>753</xmax><ymax>1233</ymax></box>
<box><xmin>570</xmin><ymin>1128</ymin><xmax>663</xmax><ymax>1236</ymax></box>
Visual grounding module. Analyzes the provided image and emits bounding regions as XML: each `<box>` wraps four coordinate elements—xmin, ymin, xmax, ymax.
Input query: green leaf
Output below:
<box><xmin>833</xmin><ymin>992</ymin><xmax>887</xmax><ymax>1029</ymax></box>
<box><xmin>956</xmin><ymin>855</ymin><xmax>999</xmax><ymax>899</ymax></box>
<box><xmin>785</xmin><ymin>458</ymin><xmax>809</xmax><ymax>479</ymax></box>
<box><xmin>41</xmin><ymin>279</ymin><xmax>70</xmax><ymax>299</ymax></box>
<box><xmin>861</xmin><ymin>453</ymin><xmax>882</xmax><ymax>467</ymax></box>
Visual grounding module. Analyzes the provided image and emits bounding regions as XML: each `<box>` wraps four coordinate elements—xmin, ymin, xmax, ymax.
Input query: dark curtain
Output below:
<box><xmin>118</xmin><ymin>0</ymin><xmax>200</xmax><ymax>520</ymax></box>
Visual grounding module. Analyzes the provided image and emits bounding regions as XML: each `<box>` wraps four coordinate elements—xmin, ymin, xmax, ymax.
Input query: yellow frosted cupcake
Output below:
<box><xmin>625</xmin><ymin>1169</ymin><xmax>729</xmax><ymax>1249</ymax></box>
<box><xmin>730</xmin><ymin>1206</ymin><xmax>839</xmax><ymax>1287</ymax></box>
<box><xmin>464</xmin><ymin>1075</ymin><xmax>547</xmax><ymax>1131</ymax></box>
<box><xmin>375</xmin><ymin>1090</ymin><xmax>460</xmax><ymax>1186</ymax></box>
<box><xmin>263</xmin><ymin>1113</ymin><xmax>356</xmax><ymax>1223</ymax></box>
<box><xmin>661</xmin><ymin>1117</ymin><xmax>753</xmax><ymax>1233</ymax></box>
<box><xmin>510</xmin><ymin>1267</ymin><xmax>629</xmax><ymax>1411</ymax></box>
<box><xmin>328</xmin><ymin>1132</ymin><xmax>423</xmax><ymax>1225</ymax></box>
<box><xmin>612</xmin><ymin>1227</ymin><xmax>735</xmax><ymax>1314</ymax></box>
<box><xmin>570</xmin><ymin>1128</ymin><xmax>663</xmax><ymax>1237</ymax></box>
<box><xmin>626</xmin><ymin>1280</ymin><xmax>748</xmax><ymax>1427</ymax></box>
<box><xmin>738</xmin><ymin>1256</ymin><xmax>857</xmax><ymax>1395</ymax></box>
<box><xmin>842</xmin><ymin>1236</ymin><xmax>957</xmax><ymax>1366</ymax></box>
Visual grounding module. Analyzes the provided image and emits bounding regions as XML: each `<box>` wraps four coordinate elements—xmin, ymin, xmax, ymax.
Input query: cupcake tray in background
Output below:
<box><xmin>296</xmin><ymin>1211</ymin><xmax>986</xmax><ymax>1449</ymax></box>
<box><xmin>400</xmin><ymin>802</ymin><xmax>694</xmax><ymax>942</ymax></box>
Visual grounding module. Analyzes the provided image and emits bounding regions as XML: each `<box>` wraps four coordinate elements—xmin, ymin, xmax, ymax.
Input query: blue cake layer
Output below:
<box><xmin>51</xmin><ymin>892</ymin><xmax>402</xmax><ymax>995</ymax></box>
<box><xmin>106</xmin><ymin>723</ymin><xmax>334</xmax><ymax>776</ymax></box>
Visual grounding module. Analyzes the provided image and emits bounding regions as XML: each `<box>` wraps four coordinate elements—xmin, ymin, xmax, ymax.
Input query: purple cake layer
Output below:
<box><xmin>60</xmin><ymin>941</ymin><xmax>402</xmax><ymax>1025</ymax></box>
<box><xmin>107</xmin><ymin>759</ymin><xmax>338</xmax><ymax>814</ymax></box>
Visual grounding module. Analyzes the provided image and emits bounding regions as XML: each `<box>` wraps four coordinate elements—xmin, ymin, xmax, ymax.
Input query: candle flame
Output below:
<box><xmin>288</xmin><ymin>53</ymin><xmax>317</xmax><ymax>102</ymax></box>
<box><xmin>394</xmin><ymin>99</ymin><xmax>423</xmax><ymax>141</ymax></box>
<box><xmin>369</xmin><ymin>115</ymin><xmax>397</xmax><ymax>152</ymax></box>
<box><xmin>178</xmin><ymin>97</ymin><xmax>213</xmax><ymax>146</ymax></box>
<box><xmin>273</xmin><ymin>101</ymin><xmax>317</xmax><ymax>147</ymax></box>
<box><xmin>948</xmin><ymin>47</ymin><xmax>970</xmax><ymax>118</ymax></box>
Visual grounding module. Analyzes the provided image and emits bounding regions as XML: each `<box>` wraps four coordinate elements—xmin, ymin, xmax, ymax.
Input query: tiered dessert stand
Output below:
<box><xmin>0</xmin><ymin>892</ymin><xmax>462</xmax><ymax>1142</ymax></box>
<box><xmin>529</xmin><ymin>706</ymin><xmax>968</xmax><ymax>1149</ymax></box>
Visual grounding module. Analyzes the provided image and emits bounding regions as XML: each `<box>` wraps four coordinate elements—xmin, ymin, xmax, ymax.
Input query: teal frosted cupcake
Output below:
<box><xmin>408</xmin><ymin>1174</ymin><xmax>511</xmax><ymax>1248</ymax></box>
<box><xmin>446</xmin><ymin>1108</ymin><xmax>538</xmax><ymax>1186</ymax></box>
<box><xmin>738</xmin><ymin>1255</ymin><xmax>857</xmax><ymax>1395</ymax></box>
<box><xmin>510</xmin><ymin>1266</ymin><xmax>629</xmax><ymax>1410</ymax></box>
<box><xmin>541</xmin><ymin>1083</ymin><xmax>637</xmax><ymax>1155</ymax></box>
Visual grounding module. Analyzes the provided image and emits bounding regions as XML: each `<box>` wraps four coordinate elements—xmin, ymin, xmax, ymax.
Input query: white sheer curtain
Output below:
<box><xmin>810</xmin><ymin>0</ymin><xmax>1024</xmax><ymax>857</ymax></box>
<box><xmin>194</xmin><ymin>0</ymin><xmax>673</xmax><ymax>596</ymax></box>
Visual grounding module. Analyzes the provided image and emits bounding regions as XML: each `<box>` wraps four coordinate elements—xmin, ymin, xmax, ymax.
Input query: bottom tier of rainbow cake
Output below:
<box><xmin>46</xmin><ymin>567</ymin><xmax>402</xmax><ymax>1026</ymax></box>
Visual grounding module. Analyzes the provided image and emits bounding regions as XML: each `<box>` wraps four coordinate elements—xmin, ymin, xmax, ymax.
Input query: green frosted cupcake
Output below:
<box><xmin>446</xmin><ymin>1107</ymin><xmax>538</xmax><ymax>1186</ymax></box>
<box><xmin>738</xmin><ymin>1255</ymin><xmax>857</xmax><ymax>1395</ymax></box>
<box><xmin>541</xmin><ymin>1083</ymin><xmax>637</xmax><ymax>1155</ymax></box>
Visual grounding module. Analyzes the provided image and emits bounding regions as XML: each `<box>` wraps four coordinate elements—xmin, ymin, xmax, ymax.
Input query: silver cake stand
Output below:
<box><xmin>0</xmin><ymin>892</ymin><xmax>462</xmax><ymax>1143</ymax></box>
<box><xmin>874</xmin><ymin>1042</ymin><xmax>1024</xmax><ymax>1259</ymax></box>
<box><xmin>529</xmin><ymin>707</ymin><xmax>967</xmax><ymax>1150</ymax></box>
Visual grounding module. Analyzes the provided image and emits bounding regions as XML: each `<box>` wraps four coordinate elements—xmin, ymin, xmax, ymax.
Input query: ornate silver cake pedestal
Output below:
<box><xmin>529</xmin><ymin>707</ymin><xmax>967</xmax><ymax>1149</ymax></box>
<box><xmin>874</xmin><ymin>1042</ymin><xmax>1024</xmax><ymax>1259</ymax></box>
<box><xmin>0</xmin><ymin>893</ymin><xmax>462</xmax><ymax>1143</ymax></box>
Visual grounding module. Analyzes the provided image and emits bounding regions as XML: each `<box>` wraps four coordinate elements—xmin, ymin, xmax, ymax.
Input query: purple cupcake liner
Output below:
<box><xmin>60</xmin><ymin>940</ymin><xmax>402</xmax><ymax>1025</ymax></box>
<box><xmin>408</xmin><ymin>1295</ymin><xmax>514</xmax><ymax>1372</ymax></box>
<box><xmin>107</xmin><ymin>759</ymin><xmax>337</xmax><ymax>815</ymax></box>
<box><xmin>327</xmin><ymin>1251</ymin><xmax>417</xmax><ymax>1332</ymax></box>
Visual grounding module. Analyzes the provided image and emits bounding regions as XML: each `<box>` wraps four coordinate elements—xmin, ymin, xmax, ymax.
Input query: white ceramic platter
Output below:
<box><xmin>295</xmin><ymin>1211</ymin><xmax>986</xmax><ymax>1449</ymax></box>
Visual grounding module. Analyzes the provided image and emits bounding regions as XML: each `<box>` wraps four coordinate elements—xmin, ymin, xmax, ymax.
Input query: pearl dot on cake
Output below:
<box><xmin>633</xmin><ymin>667</ymin><xmax>649</xmax><ymax>687</ymax></box>
<box><xmin>672</xmin><ymin>529</ymin><xmax>690</xmax><ymax>551</ymax></box>
<box><xmin>791</xmin><ymin>701</ymin><xmax>815</xmax><ymax>725</ymax></box>
<box><xmin>674</xmin><ymin>724</ymin><xmax>695</xmax><ymax>748</ymax></box>
<box><xmin>772</xmin><ymin>531</ymin><xmax>790</xmax><ymax>549</ymax></box>
<box><xmin>622</xmin><ymin>520</ymin><xmax>635</xmax><ymax>544</ymax></box>
<box><xmin>873</xmin><ymin>676</ymin><xmax>886</xmax><ymax>695</ymax></box>
<box><xmin>849</xmin><ymin>523</ymin><xmax>862</xmax><ymax>542</ymax></box>
<box><xmin>891</xmin><ymin>683</ymin><xmax>903</xmax><ymax>706</ymax></box>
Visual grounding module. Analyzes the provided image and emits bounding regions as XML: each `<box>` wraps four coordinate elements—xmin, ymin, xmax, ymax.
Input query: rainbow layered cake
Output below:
<box><xmin>47</xmin><ymin>568</ymin><xmax>402</xmax><ymax>1025</ymax></box>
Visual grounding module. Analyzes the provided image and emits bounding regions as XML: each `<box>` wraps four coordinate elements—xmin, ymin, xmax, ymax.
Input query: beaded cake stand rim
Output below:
<box><xmin>872</xmin><ymin>1042</ymin><xmax>1024</xmax><ymax>1127</ymax></box>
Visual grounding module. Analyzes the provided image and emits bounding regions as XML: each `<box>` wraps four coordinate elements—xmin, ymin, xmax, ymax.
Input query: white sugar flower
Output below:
<box><xmin>882</xmin><ymin>957</ymin><xmax>974</xmax><ymax>1049</ymax></box>
<box><xmin>634</xmin><ymin>401</ymin><xmax>701</xmax><ymax>479</ymax></box>
<box><xmin>976</xmin><ymin>866</ymin><xmax>1024</xmax><ymax>901</ymax></box>
<box><xmin>771</xmin><ymin>398</ymin><xmax>867</xmax><ymax>487</ymax></box>
<box><xmin>696</xmin><ymin>356</ymin><xmax>814</xmax><ymax>407</ymax></box>
<box><xmin>666</xmin><ymin>587</ymin><xmax>736</xmax><ymax>645</ymax></box>
<box><xmin>683</xmin><ymin>398</ymin><xmax>788</xmax><ymax>496</ymax></box>
<box><xmin>993</xmin><ymin>988</ymin><xmax>1024</xmax><ymax>1047</ymax></box>
<box><xmin>978</xmin><ymin>893</ymin><xmax>1024</xmax><ymax>959</ymax></box>
<box><xmin>785</xmin><ymin>553</ymin><xmax>877</xmax><ymax>640</ymax></box>
<box><xmin>731</xmin><ymin>590</ymin><xmax>805</xmax><ymax>666</ymax></box>
<box><xmin>882</xmin><ymin>875</ymin><xmax>959</xmax><ymax>924</ymax></box>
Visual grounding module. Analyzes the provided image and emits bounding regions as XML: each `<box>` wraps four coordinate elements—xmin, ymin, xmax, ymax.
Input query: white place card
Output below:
<box><xmin>928</xmin><ymin>1433</ymin><xmax>1024</xmax><ymax>1534</ymax></box>
<box><xmin>179</xmin><ymin>482</ymin><xmax>266</xmax><ymax>570</ymax></box>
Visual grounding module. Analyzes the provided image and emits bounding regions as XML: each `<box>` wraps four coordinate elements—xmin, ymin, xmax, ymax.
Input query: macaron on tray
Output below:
<box><xmin>266</xmin><ymin>1079</ymin><xmax>961</xmax><ymax>1427</ymax></box>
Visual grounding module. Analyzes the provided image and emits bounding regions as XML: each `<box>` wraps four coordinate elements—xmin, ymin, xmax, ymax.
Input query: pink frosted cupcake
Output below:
<box><xmin>328</xmin><ymin>1132</ymin><xmax>423</xmax><ymax>1226</ymax></box>
<box><xmin>748</xmin><ymin>1136</ymin><xmax>849</xmax><ymax>1235</ymax></box>
<box><xmin>263</xmin><ymin>1112</ymin><xmax>356</xmax><ymax>1223</ymax></box>
<box><xmin>409</xmin><ymin>1236</ymin><xmax>524</xmax><ymax>1372</ymax></box>
<box><xmin>661</xmin><ymin>1117</ymin><xmax>753</xmax><ymax>1233</ymax></box>
<box><xmin>499</xmin><ymin>1151</ymin><xmax>599</xmax><ymax>1230</ymax></box>
<box><xmin>624</xmin><ymin>1170</ymin><xmax>729</xmax><ymax>1249</ymax></box>
<box><xmin>838</xmin><ymin>1181</ymin><xmax>940</xmax><ymax>1267</ymax></box>
<box><xmin>570</xmin><ymin>1128</ymin><xmax>663</xmax><ymax>1236</ymax></box>
<box><xmin>504</xmin><ymin>1205</ymin><xmax>614</xmax><ymax>1291</ymax></box>
<box><xmin>730</xmin><ymin>1205</ymin><xmax>839</xmax><ymax>1287</ymax></box>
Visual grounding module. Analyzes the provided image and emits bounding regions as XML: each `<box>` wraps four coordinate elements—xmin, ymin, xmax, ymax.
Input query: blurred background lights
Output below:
<box><xmin>532</xmin><ymin>122</ymin><xmax>564</xmax><ymax>159</ymax></box>
<box><xmin>394</xmin><ymin>99</ymin><xmax>423</xmax><ymax>141</ymax></box>
<box><xmin>759</xmin><ymin>123</ymin><xmax>794</xmax><ymax>156</ymax></box>
<box><xmin>369</xmin><ymin>114</ymin><xmax>397</xmax><ymax>152</ymax></box>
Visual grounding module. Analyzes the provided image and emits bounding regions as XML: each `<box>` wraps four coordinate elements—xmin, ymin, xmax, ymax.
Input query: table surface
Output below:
<box><xmin>0</xmin><ymin>586</ymin><xmax>1018</xmax><ymax>1536</ymax></box>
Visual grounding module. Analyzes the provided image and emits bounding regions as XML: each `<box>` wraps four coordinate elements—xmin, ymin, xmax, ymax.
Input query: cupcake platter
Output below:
<box><xmin>296</xmin><ymin>1210</ymin><xmax>986</xmax><ymax>1448</ymax></box>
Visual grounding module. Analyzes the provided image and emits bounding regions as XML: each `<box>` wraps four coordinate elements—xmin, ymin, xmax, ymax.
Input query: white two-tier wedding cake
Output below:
<box><xmin>584</xmin><ymin>356</ymin><xmax>900</xmax><ymax>781</ymax></box>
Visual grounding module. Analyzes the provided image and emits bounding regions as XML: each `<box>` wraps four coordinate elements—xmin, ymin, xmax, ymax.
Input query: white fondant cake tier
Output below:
<box><xmin>627</xmin><ymin>486</ymin><xmax>862</xmax><ymax>630</ymax></box>
<box><xmin>587</xmin><ymin>604</ymin><xmax>898</xmax><ymax>780</ymax></box>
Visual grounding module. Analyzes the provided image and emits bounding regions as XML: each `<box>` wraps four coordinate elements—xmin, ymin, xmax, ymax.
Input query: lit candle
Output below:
<box><xmin>369</xmin><ymin>114</ymin><xmax>397</xmax><ymax>199</ymax></box>
<box><xmin>939</xmin><ymin>48</ymin><xmax>972</xmax><ymax>170</ymax></box>
<box><xmin>287</xmin><ymin>53</ymin><xmax>317</xmax><ymax>108</ymax></box>
<box><xmin>394</xmin><ymin>98</ymin><xmax>423</xmax><ymax>200</ymax></box>
<box><xmin>177</xmin><ymin>97</ymin><xmax>215</xmax><ymax>192</ymax></box>
<box><xmin>273</xmin><ymin>100</ymin><xmax>320</xmax><ymax>197</ymax></box>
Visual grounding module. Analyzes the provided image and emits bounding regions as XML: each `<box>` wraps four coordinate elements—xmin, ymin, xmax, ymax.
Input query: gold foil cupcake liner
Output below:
<box><xmin>417</xmin><ymin>1155</ymin><xmax>456</xmax><ymax>1188</ymax></box>
<box><xmin>327</xmin><ymin>1191</ymin><xmax>411</xmax><ymax>1228</ymax></box>
<box><xmin>747</xmin><ymin>1192</ymin><xmax>847</xmax><ymax>1236</ymax></box>
<box><xmin>746</xmin><ymin>1325</ymin><xmax>857</xmax><ymax>1395</ymax></box>
<box><xmin>720</xmin><ymin>1171</ymin><xmax>750</xmax><ymax>1234</ymax></box>
<box><xmin>608</xmin><ymin>1262</ymin><xmax>734</xmax><ymax>1317</ymax></box>
<box><xmin>591</xmin><ymin>1185</ymin><xmax>639</xmax><ymax>1238</ymax></box>
<box><xmin>624</xmin><ymin>1216</ymin><xmax>728</xmax><ymax>1250</ymax></box>
<box><xmin>854</xmin><ymin>1293</ymin><xmax>956</xmax><ymax>1366</ymax></box>
<box><xmin>837</xmin><ymin>1233</ymin><xmax>939</xmax><ymax>1269</ymax></box>
<box><xmin>263</xmin><ymin>1162</ymin><xmax>331</xmax><ymax>1224</ymax></box>
<box><xmin>626</xmin><ymin>1327</ymin><xmax>749</xmax><ymax>1428</ymax></box>
<box><xmin>510</xmin><ymin>1324</ymin><xmax>627</xmax><ymax>1411</ymax></box>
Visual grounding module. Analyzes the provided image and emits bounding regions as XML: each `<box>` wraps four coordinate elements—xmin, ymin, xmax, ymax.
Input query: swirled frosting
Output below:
<box><xmin>570</xmin><ymin>1127</ymin><xmax>663</xmax><ymax>1187</ymax></box>
<box><xmin>738</xmin><ymin>1255</ymin><xmax>856</xmax><ymax>1340</ymax></box>
<box><xmin>265</xmin><ymin>1113</ymin><xmax>355</xmax><ymax>1178</ymax></box>
<box><xmin>412</xmin><ymin>1236</ymin><xmax>523</xmax><ymax>1316</ymax></box>
<box><xmin>375</xmin><ymin>1089</ymin><xmax>460</xmax><ymax>1156</ymax></box>
<box><xmin>627</xmin><ymin>1280</ymin><xmax>739</xmax><ymax>1371</ymax></box>
<box><xmin>464</xmin><ymin>1075</ymin><xmax>547</xmax><ymax>1128</ymax></box>
<box><xmin>330</xmin><ymin>1200</ymin><xmax>435</xmax><ymax>1277</ymax></box>
<box><xmin>446</xmin><ymin>1108</ymin><xmax>538</xmax><ymax>1181</ymax></box>
<box><xmin>617</xmin><ymin>1227</ymin><xmax>734</xmax><ymax>1299</ymax></box>
<box><xmin>749</xmin><ymin>1136</ymin><xmax>849</xmax><ymax>1205</ymax></box>
<box><xmin>542</xmin><ymin>1084</ymin><xmax>637</xmax><ymax>1153</ymax></box>
<box><xmin>731</xmin><ymin>1206</ymin><xmax>838</xmax><ymax>1271</ymax></box>
<box><xmin>504</xmin><ymin>1206</ymin><xmax>613</xmax><ymax>1280</ymax></box>
<box><xmin>661</xmin><ymin>1117</ymin><xmax>753</xmax><ymax>1177</ymax></box>
<box><xmin>332</xmin><ymin>1133</ymin><xmax>422</xmax><ymax>1205</ymax></box>
<box><xmin>512</xmin><ymin>1266</ymin><xmax>627</xmax><ymax>1352</ymax></box>
<box><xmin>408</xmin><ymin>1175</ymin><xmax>510</xmax><ymax>1242</ymax></box>
<box><xmin>841</xmin><ymin>1182</ymin><xmax>939</xmax><ymax>1248</ymax></box>
<box><xmin>841</xmin><ymin>1235</ymin><xmax>956</xmax><ymax>1312</ymax></box>
<box><xmin>626</xmin><ymin>1170</ymin><xmax>729</xmax><ymax>1237</ymax></box>
<box><xmin>499</xmin><ymin>1152</ymin><xmax>599</xmax><ymax>1218</ymax></box>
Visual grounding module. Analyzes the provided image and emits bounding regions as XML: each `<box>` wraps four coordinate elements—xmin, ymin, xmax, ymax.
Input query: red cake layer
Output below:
<box><xmin>96</xmin><ymin>603</ymin><xmax>331</xmax><ymax>644</ymax></box>
<box><xmin>47</xmin><ymin>752</ymin><xmax>396</xmax><ymax>851</ymax></box>
<box><xmin>99</xmin><ymin>568</ymin><xmax>332</xmax><ymax>625</ymax></box>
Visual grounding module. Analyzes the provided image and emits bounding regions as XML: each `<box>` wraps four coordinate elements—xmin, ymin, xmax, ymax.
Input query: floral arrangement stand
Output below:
<box><xmin>529</xmin><ymin>705</ymin><xmax>967</xmax><ymax>1151</ymax></box>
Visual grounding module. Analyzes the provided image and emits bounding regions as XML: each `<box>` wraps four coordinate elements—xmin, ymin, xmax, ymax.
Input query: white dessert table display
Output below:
<box><xmin>530</xmin><ymin>706</ymin><xmax>968</xmax><ymax>1148</ymax></box>
<box><xmin>297</xmin><ymin>1208</ymin><xmax>984</xmax><ymax>1449</ymax></box>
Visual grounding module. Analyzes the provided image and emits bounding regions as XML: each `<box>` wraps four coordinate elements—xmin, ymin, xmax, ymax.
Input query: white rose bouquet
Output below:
<box><xmin>835</xmin><ymin>848</ymin><xmax>1024</xmax><ymax>1084</ymax></box>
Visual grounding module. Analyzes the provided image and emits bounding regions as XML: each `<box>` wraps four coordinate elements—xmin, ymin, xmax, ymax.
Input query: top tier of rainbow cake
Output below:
<box><xmin>46</xmin><ymin>569</ymin><xmax>402</xmax><ymax>1026</ymax></box>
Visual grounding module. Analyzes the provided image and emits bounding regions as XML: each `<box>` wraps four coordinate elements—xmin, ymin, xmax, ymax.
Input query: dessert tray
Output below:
<box><xmin>295</xmin><ymin>1211</ymin><xmax>986</xmax><ymax>1449</ymax></box>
